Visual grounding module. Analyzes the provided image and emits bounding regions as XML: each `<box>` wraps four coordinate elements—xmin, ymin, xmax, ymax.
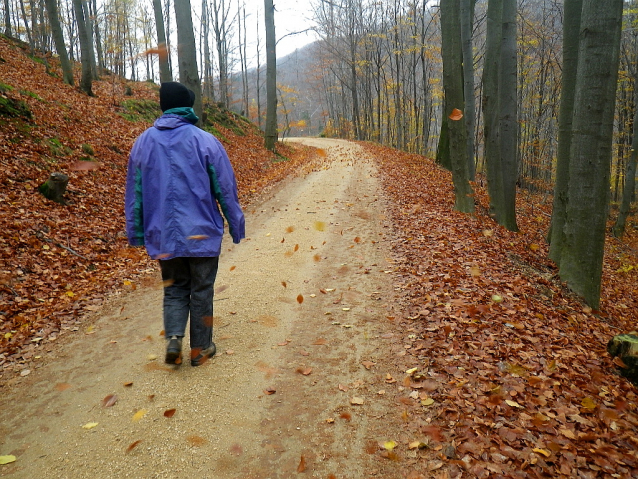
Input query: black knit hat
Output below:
<box><xmin>159</xmin><ymin>82</ymin><xmax>195</xmax><ymax>112</ymax></box>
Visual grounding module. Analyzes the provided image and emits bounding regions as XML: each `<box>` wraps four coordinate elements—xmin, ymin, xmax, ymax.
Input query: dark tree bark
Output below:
<box><xmin>559</xmin><ymin>0</ymin><xmax>623</xmax><ymax>308</ymax></box>
<box><xmin>174</xmin><ymin>0</ymin><xmax>202</xmax><ymax>122</ymax></box>
<box><xmin>153</xmin><ymin>0</ymin><xmax>172</xmax><ymax>83</ymax></box>
<box><xmin>549</xmin><ymin>0</ymin><xmax>582</xmax><ymax>262</ymax></box>
<box><xmin>440</xmin><ymin>0</ymin><xmax>475</xmax><ymax>213</ymax></box>
<box><xmin>44</xmin><ymin>0</ymin><xmax>74</xmax><ymax>85</ymax></box>
<box><xmin>482</xmin><ymin>0</ymin><xmax>503</xmax><ymax>218</ymax></box>
<box><xmin>498</xmin><ymin>0</ymin><xmax>518</xmax><ymax>231</ymax></box>
<box><xmin>264</xmin><ymin>0</ymin><xmax>277</xmax><ymax>151</ymax></box>
<box><xmin>73</xmin><ymin>0</ymin><xmax>94</xmax><ymax>96</ymax></box>
<box><xmin>4</xmin><ymin>0</ymin><xmax>11</xmax><ymax>36</ymax></box>
<box><xmin>460</xmin><ymin>0</ymin><xmax>476</xmax><ymax>180</ymax></box>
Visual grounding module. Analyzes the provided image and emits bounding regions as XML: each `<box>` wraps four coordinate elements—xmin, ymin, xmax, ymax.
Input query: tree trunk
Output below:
<box><xmin>440</xmin><ymin>0</ymin><xmax>474</xmax><ymax>213</ymax></box>
<box><xmin>153</xmin><ymin>0</ymin><xmax>172</xmax><ymax>83</ymax></box>
<box><xmin>549</xmin><ymin>0</ymin><xmax>582</xmax><ymax>262</ymax></box>
<box><xmin>72</xmin><ymin>0</ymin><xmax>93</xmax><ymax>96</ymax></box>
<box><xmin>559</xmin><ymin>0</ymin><xmax>623</xmax><ymax>308</ymax></box>
<box><xmin>460</xmin><ymin>0</ymin><xmax>476</xmax><ymax>181</ymax></box>
<box><xmin>498</xmin><ymin>0</ymin><xmax>518</xmax><ymax>231</ymax></box>
<box><xmin>174</xmin><ymin>0</ymin><xmax>202</xmax><ymax>122</ymax></box>
<box><xmin>44</xmin><ymin>0</ymin><xmax>74</xmax><ymax>85</ymax></box>
<box><xmin>39</xmin><ymin>172</ymin><xmax>69</xmax><ymax>205</ymax></box>
<box><xmin>91</xmin><ymin>0</ymin><xmax>104</xmax><ymax>72</ymax></box>
<box><xmin>4</xmin><ymin>0</ymin><xmax>11</xmax><ymax>36</ymax></box>
<box><xmin>607</xmin><ymin>334</ymin><xmax>638</xmax><ymax>384</ymax></box>
<box><xmin>264</xmin><ymin>0</ymin><xmax>277</xmax><ymax>151</ymax></box>
<box><xmin>482</xmin><ymin>0</ymin><xmax>503</xmax><ymax>217</ymax></box>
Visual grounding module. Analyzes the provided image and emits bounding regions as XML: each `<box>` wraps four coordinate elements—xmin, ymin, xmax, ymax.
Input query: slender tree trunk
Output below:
<box><xmin>72</xmin><ymin>0</ymin><xmax>93</xmax><ymax>95</ymax></box>
<box><xmin>549</xmin><ymin>0</ymin><xmax>582</xmax><ymax>262</ymax></box>
<box><xmin>498</xmin><ymin>0</ymin><xmax>518</xmax><ymax>231</ymax></box>
<box><xmin>91</xmin><ymin>0</ymin><xmax>104</xmax><ymax>72</ymax></box>
<box><xmin>264</xmin><ymin>0</ymin><xmax>277</xmax><ymax>151</ymax></box>
<box><xmin>460</xmin><ymin>0</ymin><xmax>476</xmax><ymax>180</ymax></box>
<box><xmin>559</xmin><ymin>0</ymin><xmax>623</xmax><ymax>308</ymax></box>
<box><xmin>152</xmin><ymin>0</ymin><xmax>172</xmax><ymax>83</ymax></box>
<box><xmin>83</xmin><ymin>0</ymin><xmax>97</xmax><ymax>79</ymax></box>
<box><xmin>174</xmin><ymin>0</ymin><xmax>202</xmax><ymax>122</ymax></box>
<box><xmin>4</xmin><ymin>0</ymin><xmax>11</xmax><ymax>36</ymax></box>
<box><xmin>482</xmin><ymin>0</ymin><xmax>503</xmax><ymax>216</ymax></box>
<box><xmin>44</xmin><ymin>0</ymin><xmax>74</xmax><ymax>85</ymax></box>
<box><xmin>440</xmin><ymin>0</ymin><xmax>475</xmax><ymax>213</ymax></box>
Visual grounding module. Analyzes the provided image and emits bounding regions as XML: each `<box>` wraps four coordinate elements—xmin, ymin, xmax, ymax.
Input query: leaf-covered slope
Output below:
<box><xmin>369</xmin><ymin>142</ymin><xmax>638</xmax><ymax>477</ymax></box>
<box><xmin>0</xmin><ymin>37</ymin><xmax>315</xmax><ymax>376</ymax></box>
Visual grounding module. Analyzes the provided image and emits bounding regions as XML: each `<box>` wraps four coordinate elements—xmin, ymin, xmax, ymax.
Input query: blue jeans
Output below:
<box><xmin>159</xmin><ymin>257</ymin><xmax>219</xmax><ymax>349</ymax></box>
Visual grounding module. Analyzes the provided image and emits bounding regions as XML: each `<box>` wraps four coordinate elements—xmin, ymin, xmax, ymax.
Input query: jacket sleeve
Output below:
<box><xmin>125</xmin><ymin>143</ymin><xmax>145</xmax><ymax>246</ymax></box>
<box><xmin>206</xmin><ymin>140</ymin><xmax>246</xmax><ymax>244</ymax></box>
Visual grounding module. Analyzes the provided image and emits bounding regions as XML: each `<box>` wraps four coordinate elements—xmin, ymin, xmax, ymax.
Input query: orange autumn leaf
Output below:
<box><xmin>449</xmin><ymin>108</ymin><xmax>464</xmax><ymax>120</ymax></box>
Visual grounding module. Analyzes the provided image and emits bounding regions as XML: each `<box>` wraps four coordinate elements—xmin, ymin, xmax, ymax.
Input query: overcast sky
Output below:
<box><xmin>240</xmin><ymin>0</ymin><xmax>319</xmax><ymax>59</ymax></box>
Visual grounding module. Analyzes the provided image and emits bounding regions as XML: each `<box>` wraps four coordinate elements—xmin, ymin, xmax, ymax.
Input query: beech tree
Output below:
<box><xmin>153</xmin><ymin>0</ymin><xmax>172</xmax><ymax>83</ymax></box>
<box><xmin>555</xmin><ymin>0</ymin><xmax>623</xmax><ymax>308</ymax></box>
<box><xmin>44</xmin><ymin>0</ymin><xmax>74</xmax><ymax>85</ymax></box>
<box><xmin>264</xmin><ymin>0</ymin><xmax>277</xmax><ymax>150</ymax></box>
<box><xmin>440</xmin><ymin>0</ymin><xmax>474</xmax><ymax>213</ymax></box>
<box><xmin>174</xmin><ymin>0</ymin><xmax>202</xmax><ymax>121</ymax></box>
<box><xmin>73</xmin><ymin>0</ymin><xmax>94</xmax><ymax>95</ymax></box>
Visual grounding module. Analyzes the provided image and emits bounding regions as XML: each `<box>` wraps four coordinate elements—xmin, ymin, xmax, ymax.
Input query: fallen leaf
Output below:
<box><xmin>0</xmin><ymin>455</ymin><xmax>17</xmax><ymax>465</ymax></box>
<box><xmin>533</xmin><ymin>448</ymin><xmax>551</xmax><ymax>457</ymax></box>
<box><xmin>361</xmin><ymin>361</ymin><xmax>375</xmax><ymax>370</ymax></box>
<box><xmin>102</xmin><ymin>394</ymin><xmax>118</xmax><ymax>407</ymax></box>
<box><xmin>82</xmin><ymin>422</ymin><xmax>98</xmax><ymax>430</ymax></box>
<box><xmin>506</xmin><ymin>399</ymin><xmax>523</xmax><ymax>408</ymax></box>
<box><xmin>449</xmin><ymin>108</ymin><xmax>463</xmax><ymax>120</ymax></box>
<box><xmin>581</xmin><ymin>397</ymin><xmax>597</xmax><ymax>410</ymax></box>
<box><xmin>297</xmin><ymin>367</ymin><xmax>313</xmax><ymax>376</ymax></box>
<box><xmin>338</xmin><ymin>384</ymin><xmax>348</xmax><ymax>392</ymax></box>
<box><xmin>126</xmin><ymin>440</ymin><xmax>142</xmax><ymax>453</ymax></box>
<box><xmin>351</xmin><ymin>396</ymin><xmax>364</xmax><ymax>405</ymax></box>
<box><xmin>421</xmin><ymin>398</ymin><xmax>435</xmax><ymax>406</ymax></box>
<box><xmin>20</xmin><ymin>369</ymin><xmax>30</xmax><ymax>377</ymax></box>
<box><xmin>230</xmin><ymin>265</ymin><xmax>236</xmax><ymax>271</ymax></box>
<box><xmin>383</xmin><ymin>440</ymin><xmax>397</xmax><ymax>450</ymax></box>
<box><xmin>297</xmin><ymin>455</ymin><xmax>306</xmax><ymax>473</ymax></box>
<box><xmin>314</xmin><ymin>221</ymin><xmax>326</xmax><ymax>231</ymax></box>
<box><xmin>281</xmin><ymin>281</ymin><xmax>287</xmax><ymax>288</ymax></box>
<box><xmin>123</xmin><ymin>381</ymin><xmax>133</xmax><ymax>387</ymax></box>
<box><xmin>164</xmin><ymin>408</ymin><xmax>176</xmax><ymax>418</ymax></box>
<box><xmin>409</xmin><ymin>441</ymin><xmax>428</xmax><ymax>450</ymax></box>
<box><xmin>132</xmin><ymin>409</ymin><xmax>147</xmax><ymax>422</ymax></box>
<box><xmin>313</xmin><ymin>338</ymin><xmax>327</xmax><ymax>345</ymax></box>
<box><xmin>55</xmin><ymin>383</ymin><xmax>72</xmax><ymax>391</ymax></box>
<box><xmin>297</xmin><ymin>294</ymin><xmax>304</xmax><ymax>304</ymax></box>
<box><xmin>264</xmin><ymin>387</ymin><xmax>276</xmax><ymax>395</ymax></box>
<box><xmin>559</xmin><ymin>428</ymin><xmax>576</xmax><ymax>439</ymax></box>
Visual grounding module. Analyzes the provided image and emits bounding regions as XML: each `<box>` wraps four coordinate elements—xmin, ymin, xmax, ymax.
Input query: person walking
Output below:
<box><xmin>125</xmin><ymin>81</ymin><xmax>245</xmax><ymax>367</ymax></box>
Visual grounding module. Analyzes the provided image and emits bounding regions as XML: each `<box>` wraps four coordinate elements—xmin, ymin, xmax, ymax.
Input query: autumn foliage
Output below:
<box><xmin>367</xmin><ymin>142</ymin><xmax>638</xmax><ymax>477</ymax></box>
<box><xmin>0</xmin><ymin>38</ymin><xmax>315</xmax><ymax>375</ymax></box>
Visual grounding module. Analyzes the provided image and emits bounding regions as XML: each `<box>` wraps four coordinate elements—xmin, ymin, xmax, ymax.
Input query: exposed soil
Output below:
<box><xmin>0</xmin><ymin>139</ymin><xmax>418</xmax><ymax>478</ymax></box>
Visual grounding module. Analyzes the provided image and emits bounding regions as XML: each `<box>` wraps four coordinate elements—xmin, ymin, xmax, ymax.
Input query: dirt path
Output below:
<box><xmin>0</xmin><ymin>139</ymin><xmax>413</xmax><ymax>478</ymax></box>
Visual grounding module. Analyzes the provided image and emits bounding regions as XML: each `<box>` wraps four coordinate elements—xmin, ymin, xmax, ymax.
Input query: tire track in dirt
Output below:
<box><xmin>0</xmin><ymin>139</ymin><xmax>410</xmax><ymax>478</ymax></box>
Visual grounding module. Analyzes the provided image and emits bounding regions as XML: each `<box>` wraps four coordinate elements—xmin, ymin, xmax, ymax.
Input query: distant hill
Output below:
<box><xmin>230</xmin><ymin>41</ymin><xmax>327</xmax><ymax>137</ymax></box>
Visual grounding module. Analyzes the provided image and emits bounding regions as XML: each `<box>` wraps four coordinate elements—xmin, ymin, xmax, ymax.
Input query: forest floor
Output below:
<box><xmin>1</xmin><ymin>137</ymin><xmax>637</xmax><ymax>478</ymax></box>
<box><xmin>1</xmin><ymin>36</ymin><xmax>638</xmax><ymax>478</ymax></box>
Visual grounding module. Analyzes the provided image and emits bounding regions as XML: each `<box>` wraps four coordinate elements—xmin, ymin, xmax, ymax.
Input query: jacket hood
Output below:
<box><xmin>154</xmin><ymin>114</ymin><xmax>192</xmax><ymax>130</ymax></box>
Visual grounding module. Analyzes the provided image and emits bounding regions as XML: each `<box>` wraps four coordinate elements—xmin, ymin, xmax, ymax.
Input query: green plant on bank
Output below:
<box><xmin>0</xmin><ymin>95</ymin><xmax>32</xmax><ymax>119</ymax></box>
<box><xmin>19</xmin><ymin>89</ymin><xmax>42</xmax><ymax>100</ymax></box>
<box><xmin>81</xmin><ymin>143</ymin><xmax>95</xmax><ymax>156</ymax></box>
<box><xmin>119</xmin><ymin>99</ymin><xmax>162</xmax><ymax>123</ymax></box>
<box><xmin>272</xmin><ymin>152</ymin><xmax>290</xmax><ymax>163</ymax></box>
<box><xmin>0</xmin><ymin>82</ymin><xmax>14</xmax><ymax>93</ymax></box>
<box><xmin>48</xmin><ymin>138</ymin><xmax>72</xmax><ymax>157</ymax></box>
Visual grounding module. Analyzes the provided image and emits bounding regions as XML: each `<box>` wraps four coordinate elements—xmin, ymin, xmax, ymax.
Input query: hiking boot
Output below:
<box><xmin>191</xmin><ymin>342</ymin><xmax>216</xmax><ymax>367</ymax></box>
<box><xmin>165</xmin><ymin>335</ymin><xmax>183</xmax><ymax>365</ymax></box>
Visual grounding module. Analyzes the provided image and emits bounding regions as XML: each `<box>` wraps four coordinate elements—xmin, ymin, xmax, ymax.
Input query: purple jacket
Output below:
<box><xmin>125</xmin><ymin>114</ymin><xmax>245</xmax><ymax>259</ymax></box>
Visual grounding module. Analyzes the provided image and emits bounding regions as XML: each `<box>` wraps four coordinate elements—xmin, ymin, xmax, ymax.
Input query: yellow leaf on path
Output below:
<box><xmin>65</xmin><ymin>291</ymin><xmax>75</xmax><ymax>297</ymax></box>
<box><xmin>4</xmin><ymin>332</ymin><xmax>12</xmax><ymax>339</ymax></box>
<box><xmin>383</xmin><ymin>441</ymin><xmax>397</xmax><ymax>450</ymax></box>
<box><xmin>314</xmin><ymin>221</ymin><xmax>326</xmax><ymax>231</ymax></box>
<box><xmin>0</xmin><ymin>455</ymin><xmax>17</xmax><ymax>465</ymax></box>
<box><xmin>421</xmin><ymin>398</ymin><xmax>435</xmax><ymax>406</ymax></box>
<box><xmin>147</xmin><ymin>354</ymin><xmax>158</xmax><ymax>361</ymax></box>
<box><xmin>491</xmin><ymin>294</ymin><xmax>503</xmax><ymax>303</ymax></box>
<box><xmin>581</xmin><ymin>397</ymin><xmax>596</xmax><ymax>409</ymax></box>
<box><xmin>533</xmin><ymin>448</ymin><xmax>551</xmax><ymax>457</ymax></box>
<box><xmin>405</xmin><ymin>367</ymin><xmax>418</xmax><ymax>375</ymax></box>
<box><xmin>559</xmin><ymin>428</ymin><xmax>576</xmax><ymax>439</ymax></box>
<box><xmin>82</xmin><ymin>422</ymin><xmax>98</xmax><ymax>430</ymax></box>
<box><xmin>132</xmin><ymin>409</ymin><xmax>147</xmax><ymax>422</ymax></box>
<box><xmin>505</xmin><ymin>399</ymin><xmax>523</xmax><ymax>408</ymax></box>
